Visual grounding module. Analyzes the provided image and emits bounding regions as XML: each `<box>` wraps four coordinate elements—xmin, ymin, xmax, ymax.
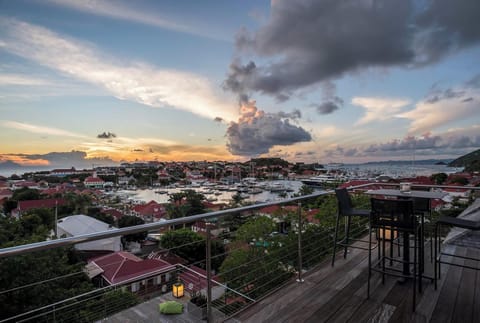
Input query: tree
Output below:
<box><xmin>168</xmin><ymin>190</ymin><xmax>206</xmax><ymax>217</ymax></box>
<box><xmin>430</xmin><ymin>173</ymin><xmax>448</xmax><ymax>185</ymax></box>
<box><xmin>12</xmin><ymin>188</ymin><xmax>41</xmax><ymax>201</ymax></box>
<box><xmin>118</xmin><ymin>216</ymin><xmax>147</xmax><ymax>242</ymax></box>
<box><xmin>160</xmin><ymin>229</ymin><xmax>226</xmax><ymax>271</ymax></box>
<box><xmin>235</xmin><ymin>216</ymin><xmax>276</xmax><ymax>243</ymax></box>
<box><xmin>230</xmin><ymin>193</ymin><xmax>244</xmax><ymax>207</ymax></box>
<box><xmin>2</xmin><ymin>199</ymin><xmax>17</xmax><ymax>214</ymax></box>
<box><xmin>299</xmin><ymin>184</ymin><xmax>314</xmax><ymax>196</ymax></box>
<box><xmin>161</xmin><ymin>229</ymin><xmax>204</xmax><ymax>263</ymax></box>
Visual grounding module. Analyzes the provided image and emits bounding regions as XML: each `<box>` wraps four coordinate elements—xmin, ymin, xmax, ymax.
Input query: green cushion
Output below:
<box><xmin>159</xmin><ymin>301</ymin><xmax>183</xmax><ymax>314</ymax></box>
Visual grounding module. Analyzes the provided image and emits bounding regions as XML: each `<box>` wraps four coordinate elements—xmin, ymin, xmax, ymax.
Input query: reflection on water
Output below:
<box><xmin>131</xmin><ymin>180</ymin><xmax>310</xmax><ymax>204</ymax></box>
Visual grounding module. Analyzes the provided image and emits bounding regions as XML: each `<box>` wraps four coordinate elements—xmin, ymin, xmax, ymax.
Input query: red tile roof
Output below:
<box><xmin>179</xmin><ymin>265</ymin><xmax>220</xmax><ymax>292</ymax></box>
<box><xmin>16</xmin><ymin>198</ymin><xmax>65</xmax><ymax>212</ymax></box>
<box><xmin>89</xmin><ymin>251</ymin><xmax>174</xmax><ymax>285</ymax></box>
<box><xmin>84</xmin><ymin>176</ymin><xmax>104</xmax><ymax>183</ymax></box>
<box><xmin>133</xmin><ymin>201</ymin><xmax>166</xmax><ymax>219</ymax></box>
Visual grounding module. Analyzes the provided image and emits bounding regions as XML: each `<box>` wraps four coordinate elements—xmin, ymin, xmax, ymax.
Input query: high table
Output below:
<box><xmin>365</xmin><ymin>189</ymin><xmax>447</xmax><ymax>280</ymax></box>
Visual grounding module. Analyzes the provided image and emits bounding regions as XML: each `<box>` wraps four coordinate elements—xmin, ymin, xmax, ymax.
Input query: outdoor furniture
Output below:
<box><xmin>365</xmin><ymin>189</ymin><xmax>446</xmax><ymax>280</ymax></box>
<box><xmin>368</xmin><ymin>198</ymin><xmax>421</xmax><ymax>312</ymax></box>
<box><xmin>434</xmin><ymin>216</ymin><xmax>480</xmax><ymax>289</ymax></box>
<box><xmin>413</xmin><ymin>197</ymin><xmax>433</xmax><ymax>265</ymax></box>
<box><xmin>331</xmin><ymin>188</ymin><xmax>372</xmax><ymax>267</ymax></box>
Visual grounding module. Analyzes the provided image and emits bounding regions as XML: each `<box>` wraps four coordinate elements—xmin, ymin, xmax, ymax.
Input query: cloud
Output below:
<box><xmin>0</xmin><ymin>150</ymin><xmax>116</xmax><ymax>169</ymax></box>
<box><xmin>313</xmin><ymin>100</ymin><xmax>342</xmax><ymax>115</ymax></box>
<box><xmin>425</xmin><ymin>88</ymin><xmax>466</xmax><ymax>104</ymax></box>
<box><xmin>2</xmin><ymin>120</ymin><xmax>87</xmax><ymax>138</ymax></box>
<box><xmin>226</xmin><ymin>101</ymin><xmax>312</xmax><ymax>156</ymax></box>
<box><xmin>46</xmin><ymin>0</ymin><xmax>226</xmax><ymax>41</ymax></box>
<box><xmin>414</xmin><ymin>0</ymin><xmax>480</xmax><ymax>64</ymax></box>
<box><xmin>97</xmin><ymin>131</ymin><xmax>117</xmax><ymax>139</ymax></box>
<box><xmin>399</xmin><ymin>88</ymin><xmax>480</xmax><ymax>134</ymax></box>
<box><xmin>0</xmin><ymin>19</ymin><xmax>237</xmax><ymax>122</ymax></box>
<box><xmin>0</xmin><ymin>74</ymin><xmax>52</xmax><ymax>86</ymax></box>
<box><xmin>324</xmin><ymin>128</ymin><xmax>480</xmax><ymax>160</ymax></box>
<box><xmin>228</xmin><ymin>0</ymin><xmax>480</xmax><ymax>99</ymax></box>
<box><xmin>352</xmin><ymin>97</ymin><xmax>410</xmax><ymax>125</ymax></box>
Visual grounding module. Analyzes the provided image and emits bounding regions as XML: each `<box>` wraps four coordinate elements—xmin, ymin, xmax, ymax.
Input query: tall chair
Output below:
<box><xmin>331</xmin><ymin>188</ymin><xmax>371</xmax><ymax>267</ymax></box>
<box><xmin>368</xmin><ymin>198</ymin><xmax>421</xmax><ymax>312</ymax></box>
<box><xmin>434</xmin><ymin>216</ymin><xmax>480</xmax><ymax>289</ymax></box>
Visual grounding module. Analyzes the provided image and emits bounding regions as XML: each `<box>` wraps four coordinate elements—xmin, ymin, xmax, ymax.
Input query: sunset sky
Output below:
<box><xmin>1</xmin><ymin>0</ymin><xmax>480</xmax><ymax>169</ymax></box>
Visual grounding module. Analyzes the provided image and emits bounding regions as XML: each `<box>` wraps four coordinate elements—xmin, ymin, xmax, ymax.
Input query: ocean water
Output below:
<box><xmin>128</xmin><ymin>180</ymin><xmax>307</xmax><ymax>204</ymax></box>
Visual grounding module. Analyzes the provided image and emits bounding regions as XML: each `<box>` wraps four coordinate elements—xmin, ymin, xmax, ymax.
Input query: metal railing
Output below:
<box><xmin>1</xmin><ymin>182</ymin><xmax>478</xmax><ymax>322</ymax></box>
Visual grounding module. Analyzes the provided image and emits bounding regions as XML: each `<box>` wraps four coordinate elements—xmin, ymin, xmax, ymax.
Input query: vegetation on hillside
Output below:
<box><xmin>448</xmin><ymin>148</ymin><xmax>480</xmax><ymax>172</ymax></box>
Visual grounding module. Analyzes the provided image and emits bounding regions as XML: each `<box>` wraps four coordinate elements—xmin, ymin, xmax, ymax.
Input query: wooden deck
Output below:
<box><xmin>230</xmin><ymin>240</ymin><xmax>480</xmax><ymax>323</ymax></box>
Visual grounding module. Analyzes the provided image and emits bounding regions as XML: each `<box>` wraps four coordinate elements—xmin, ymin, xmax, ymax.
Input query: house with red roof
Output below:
<box><xmin>0</xmin><ymin>188</ymin><xmax>13</xmax><ymax>201</ymax></box>
<box><xmin>86</xmin><ymin>251</ymin><xmax>175</xmax><ymax>293</ymax></box>
<box><xmin>132</xmin><ymin>200</ymin><xmax>167</xmax><ymax>222</ymax></box>
<box><xmin>179</xmin><ymin>265</ymin><xmax>221</xmax><ymax>294</ymax></box>
<box><xmin>84</xmin><ymin>175</ymin><xmax>105</xmax><ymax>189</ymax></box>
<box><xmin>102</xmin><ymin>208</ymin><xmax>125</xmax><ymax>221</ymax></box>
<box><xmin>11</xmin><ymin>181</ymin><xmax>39</xmax><ymax>190</ymax></box>
<box><xmin>11</xmin><ymin>198</ymin><xmax>65</xmax><ymax>218</ymax></box>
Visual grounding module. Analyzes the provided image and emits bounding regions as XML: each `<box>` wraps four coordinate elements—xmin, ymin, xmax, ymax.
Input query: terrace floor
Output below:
<box><xmin>231</xmin><ymin>238</ymin><xmax>480</xmax><ymax>323</ymax></box>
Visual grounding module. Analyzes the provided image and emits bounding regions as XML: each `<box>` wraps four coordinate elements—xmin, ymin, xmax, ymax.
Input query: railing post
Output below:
<box><xmin>296</xmin><ymin>202</ymin><xmax>304</xmax><ymax>283</ymax></box>
<box><xmin>206</xmin><ymin>224</ymin><xmax>213</xmax><ymax>322</ymax></box>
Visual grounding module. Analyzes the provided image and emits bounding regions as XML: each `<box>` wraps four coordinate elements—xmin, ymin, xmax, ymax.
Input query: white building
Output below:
<box><xmin>57</xmin><ymin>214</ymin><xmax>122</xmax><ymax>252</ymax></box>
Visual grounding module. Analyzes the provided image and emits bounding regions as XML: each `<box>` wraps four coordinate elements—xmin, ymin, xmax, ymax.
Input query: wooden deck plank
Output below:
<box><xmin>414</xmin><ymin>245</ymin><xmax>457</xmax><ymax>322</ymax></box>
<box><xmin>236</xmin><ymin>245</ymin><xmax>368</xmax><ymax>322</ymax></box>
<box><xmin>231</xmin><ymin>238</ymin><xmax>478</xmax><ymax>323</ymax></box>
<box><xmin>471</xmin><ymin>249</ymin><xmax>480</xmax><ymax>323</ymax></box>
<box><xmin>451</xmin><ymin>248</ymin><xmax>477</xmax><ymax>323</ymax></box>
<box><xmin>429</xmin><ymin>247</ymin><xmax>467</xmax><ymax>323</ymax></box>
<box><xmin>304</xmin><ymin>269</ymin><xmax>368</xmax><ymax>322</ymax></box>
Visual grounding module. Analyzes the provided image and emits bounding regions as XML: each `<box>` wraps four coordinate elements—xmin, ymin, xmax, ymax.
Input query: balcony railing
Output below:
<box><xmin>0</xmin><ymin>182</ymin><xmax>477</xmax><ymax>322</ymax></box>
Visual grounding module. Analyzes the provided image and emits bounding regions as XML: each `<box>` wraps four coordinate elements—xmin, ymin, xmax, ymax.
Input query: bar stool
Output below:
<box><xmin>331</xmin><ymin>188</ymin><xmax>372</xmax><ymax>267</ymax></box>
<box><xmin>368</xmin><ymin>198</ymin><xmax>421</xmax><ymax>312</ymax></box>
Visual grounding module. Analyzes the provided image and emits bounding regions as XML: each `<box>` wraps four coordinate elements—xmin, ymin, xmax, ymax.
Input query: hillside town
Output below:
<box><xmin>1</xmin><ymin>157</ymin><xmax>479</xmax><ymax>321</ymax></box>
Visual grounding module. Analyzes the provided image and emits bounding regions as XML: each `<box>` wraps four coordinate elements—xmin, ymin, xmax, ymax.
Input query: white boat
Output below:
<box><xmin>267</xmin><ymin>183</ymin><xmax>287</xmax><ymax>192</ymax></box>
<box><xmin>301</xmin><ymin>174</ymin><xmax>339</xmax><ymax>186</ymax></box>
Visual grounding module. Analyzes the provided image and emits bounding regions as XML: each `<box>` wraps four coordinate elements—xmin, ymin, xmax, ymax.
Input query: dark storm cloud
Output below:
<box><xmin>223</xmin><ymin>60</ymin><xmax>257</xmax><ymax>103</ymax></box>
<box><xmin>425</xmin><ymin>88</ymin><xmax>466</xmax><ymax>104</ymax></box>
<box><xmin>277</xmin><ymin>109</ymin><xmax>301</xmax><ymax>119</ymax></box>
<box><xmin>97</xmin><ymin>131</ymin><xmax>116</xmax><ymax>139</ymax></box>
<box><xmin>415</xmin><ymin>0</ymin><xmax>480</xmax><ymax>64</ymax></box>
<box><xmin>226</xmin><ymin>0</ymin><xmax>480</xmax><ymax>99</ymax></box>
<box><xmin>312</xmin><ymin>98</ymin><xmax>344</xmax><ymax>115</ymax></box>
<box><xmin>226</xmin><ymin>102</ymin><xmax>311</xmax><ymax>156</ymax></box>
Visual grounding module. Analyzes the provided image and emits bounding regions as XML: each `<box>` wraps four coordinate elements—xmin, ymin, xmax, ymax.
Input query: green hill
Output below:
<box><xmin>448</xmin><ymin>149</ymin><xmax>480</xmax><ymax>172</ymax></box>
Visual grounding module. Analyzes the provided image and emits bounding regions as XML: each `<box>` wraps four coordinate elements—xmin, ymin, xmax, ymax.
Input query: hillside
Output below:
<box><xmin>448</xmin><ymin>149</ymin><xmax>480</xmax><ymax>172</ymax></box>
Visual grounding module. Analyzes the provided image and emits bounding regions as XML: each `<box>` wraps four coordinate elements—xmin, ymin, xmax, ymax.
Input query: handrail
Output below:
<box><xmin>2</xmin><ymin>181</ymin><xmax>477</xmax><ymax>258</ymax></box>
<box><xmin>0</xmin><ymin>190</ymin><xmax>333</xmax><ymax>258</ymax></box>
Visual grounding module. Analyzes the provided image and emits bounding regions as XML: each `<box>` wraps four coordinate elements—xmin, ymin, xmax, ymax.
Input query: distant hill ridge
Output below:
<box><xmin>448</xmin><ymin>149</ymin><xmax>480</xmax><ymax>172</ymax></box>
